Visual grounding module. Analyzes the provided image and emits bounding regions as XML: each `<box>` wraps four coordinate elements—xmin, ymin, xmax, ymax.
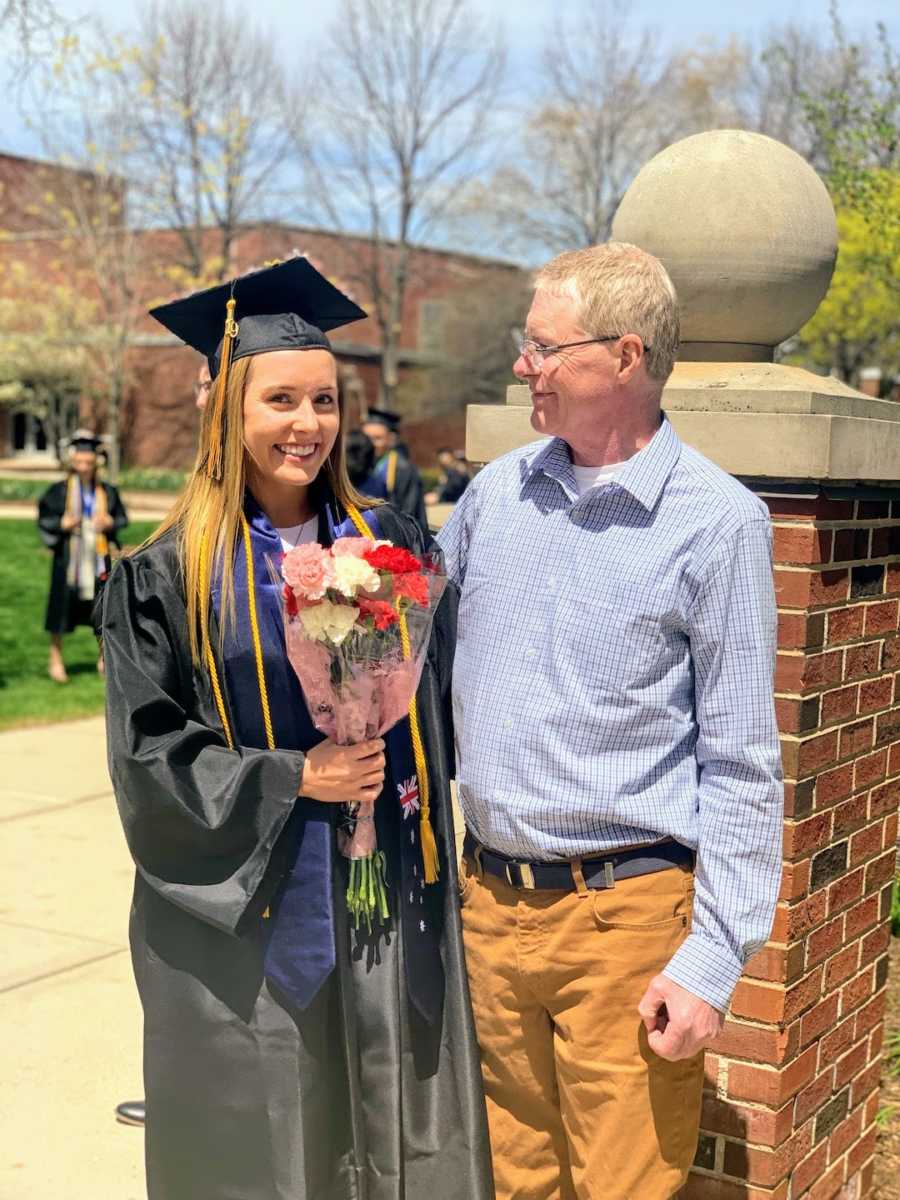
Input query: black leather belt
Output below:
<box><xmin>463</xmin><ymin>832</ymin><xmax>694</xmax><ymax>892</ymax></box>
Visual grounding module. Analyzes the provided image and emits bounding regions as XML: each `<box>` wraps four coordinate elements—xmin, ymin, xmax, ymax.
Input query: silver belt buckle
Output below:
<box><xmin>604</xmin><ymin>861</ymin><xmax>616</xmax><ymax>889</ymax></box>
<box><xmin>505</xmin><ymin>861</ymin><xmax>536</xmax><ymax>889</ymax></box>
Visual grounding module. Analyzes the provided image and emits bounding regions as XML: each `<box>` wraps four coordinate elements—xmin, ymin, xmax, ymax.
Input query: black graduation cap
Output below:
<box><xmin>149</xmin><ymin>257</ymin><xmax>367</xmax><ymax>378</ymax></box>
<box><xmin>364</xmin><ymin>407</ymin><xmax>402</xmax><ymax>433</ymax></box>
<box><xmin>149</xmin><ymin>257</ymin><xmax>367</xmax><ymax>480</ymax></box>
<box><xmin>68</xmin><ymin>430</ymin><xmax>103</xmax><ymax>453</ymax></box>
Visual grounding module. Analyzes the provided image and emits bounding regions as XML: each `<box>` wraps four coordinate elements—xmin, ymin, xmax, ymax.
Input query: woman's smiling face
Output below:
<box><xmin>242</xmin><ymin>349</ymin><xmax>340</xmax><ymax>490</ymax></box>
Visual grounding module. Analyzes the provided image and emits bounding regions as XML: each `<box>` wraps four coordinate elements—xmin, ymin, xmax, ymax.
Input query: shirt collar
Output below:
<box><xmin>524</xmin><ymin>414</ymin><xmax>680</xmax><ymax>512</ymax></box>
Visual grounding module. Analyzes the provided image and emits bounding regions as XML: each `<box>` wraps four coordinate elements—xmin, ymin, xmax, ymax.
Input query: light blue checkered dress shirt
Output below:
<box><xmin>436</xmin><ymin>416</ymin><xmax>784</xmax><ymax>1011</ymax></box>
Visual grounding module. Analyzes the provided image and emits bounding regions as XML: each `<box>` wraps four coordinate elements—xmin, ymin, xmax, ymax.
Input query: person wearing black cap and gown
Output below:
<box><xmin>361</xmin><ymin>408</ymin><xmax>428</xmax><ymax>530</ymax></box>
<box><xmin>38</xmin><ymin>431</ymin><xmax>128</xmax><ymax>683</ymax></box>
<box><xmin>98</xmin><ymin>257</ymin><xmax>491</xmax><ymax>1200</ymax></box>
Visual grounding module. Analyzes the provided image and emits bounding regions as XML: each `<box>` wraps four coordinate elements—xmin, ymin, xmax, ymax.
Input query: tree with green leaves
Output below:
<box><xmin>785</xmin><ymin>177</ymin><xmax>900</xmax><ymax>382</ymax></box>
<box><xmin>773</xmin><ymin>5</ymin><xmax>899</xmax><ymax>380</ymax></box>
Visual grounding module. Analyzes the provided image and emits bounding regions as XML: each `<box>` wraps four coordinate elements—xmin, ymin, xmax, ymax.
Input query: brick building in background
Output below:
<box><xmin>0</xmin><ymin>151</ymin><xmax>527</xmax><ymax>469</ymax></box>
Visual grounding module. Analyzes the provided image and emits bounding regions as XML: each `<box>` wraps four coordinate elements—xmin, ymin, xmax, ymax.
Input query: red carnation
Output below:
<box><xmin>284</xmin><ymin>583</ymin><xmax>299</xmax><ymax>618</ymax></box>
<box><xmin>357</xmin><ymin>597</ymin><xmax>399</xmax><ymax>631</ymax></box>
<box><xmin>393</xmin><ymin>571</ymin><xmax>429</xmax><ymax>607</ymax></box>
<box><xmin>363</xmin><ymin>544</ymin><xmax>423</xmax><ymax>575</ymax></box>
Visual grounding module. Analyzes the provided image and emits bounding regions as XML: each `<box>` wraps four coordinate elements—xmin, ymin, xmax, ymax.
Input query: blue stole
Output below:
<box><xmin>213</xmin><ymin>497</ymin><xmax>334</xmax><ymax>1011</ymax></box>
<box><xmin>359</xmin><ymin>470</ymin><xmax>388</xmax><ymax>499</ymax></box>
<box><xmin>215</xmin><ymin>496</ymin><xmax>443</xmax><ymax>1022</ymax></box>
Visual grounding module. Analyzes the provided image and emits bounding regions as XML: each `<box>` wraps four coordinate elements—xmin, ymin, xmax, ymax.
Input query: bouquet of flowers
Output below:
<box><xmin>281</xmin><ymin>535</ymin><xmax>447</xmax><ymax>929</ymax></box>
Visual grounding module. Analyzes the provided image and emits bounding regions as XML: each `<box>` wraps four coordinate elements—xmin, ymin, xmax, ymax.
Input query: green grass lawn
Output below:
<box><xmin>0</xmin><ymin>517</ymin><xmax>157</xmax><ymax>731</ymax></box>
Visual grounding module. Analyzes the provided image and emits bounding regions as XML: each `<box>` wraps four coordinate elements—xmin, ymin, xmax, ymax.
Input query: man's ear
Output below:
<box><xmin>617</xmin><ymin>335</ymin><xmax>646</xmax><ymax>383</ymax></box>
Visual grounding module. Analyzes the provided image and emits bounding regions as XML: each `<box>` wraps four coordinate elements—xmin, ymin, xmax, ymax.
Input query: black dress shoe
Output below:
<box><xmin>115</xmin><ymin>1100</ymin><xmax>145</xmax><ymax>1127</ymax></box>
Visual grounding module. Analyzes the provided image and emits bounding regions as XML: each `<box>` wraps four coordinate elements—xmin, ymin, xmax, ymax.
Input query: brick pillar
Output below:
<box><xmin>683</xmin><ymin>487</ymin><xmax>900</xmax><ymax>1200</ymax></box>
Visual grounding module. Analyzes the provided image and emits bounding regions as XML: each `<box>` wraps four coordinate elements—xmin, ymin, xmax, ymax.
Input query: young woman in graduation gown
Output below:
<box><xmin>100</xmin><ymin>259</ymin><xmax>493</xmax><ymax>1200</ymax></box>
<box><xmin>38</xmin><ymin>432</ymin><xmax>128</xmax><ymax>682</ymax></box>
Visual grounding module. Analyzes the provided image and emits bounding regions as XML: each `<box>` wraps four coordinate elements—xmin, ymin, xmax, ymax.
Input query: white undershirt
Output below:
<box><xmin>570</xmin><ymin>461</ymin><xmax>625</xmax><ymax>497</ymax></box>
<box><xmin>275</xmin><ymin>516</ymin><xmax>319</xmax><ymax>553</ymax></box>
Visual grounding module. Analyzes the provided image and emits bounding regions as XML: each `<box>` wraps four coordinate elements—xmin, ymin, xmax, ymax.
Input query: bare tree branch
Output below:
<box><xmin>12</xmin><ymin>33</ymin><xmax>148</xmax><ymax>473</ymax></box>
<box><xmin>101</xmin><ymin>0</ymin><xmax>295</xmax><ymax>285</ymax></box>
<box><xmin>291</xmin><ymin>0</ymin><xmax>506</xmax><ymax>409</ymax></box>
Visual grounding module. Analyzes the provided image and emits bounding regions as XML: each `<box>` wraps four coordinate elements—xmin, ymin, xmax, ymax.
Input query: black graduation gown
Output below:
<box><xmin>38</xmin><ymin>478</ymin><xmax>128</xmax><ymax>634</ymax></box>
<box><xmin>100</xmin><ymin>504</ymin><xmax>493</xmax><ymax>1200</ymax></box>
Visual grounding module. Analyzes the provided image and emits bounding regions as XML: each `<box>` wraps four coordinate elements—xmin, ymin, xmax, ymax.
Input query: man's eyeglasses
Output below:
<box><xmin>512</xmin><ymin>330</ymin><xmax>650</xmax><ymax>369</ymax></box>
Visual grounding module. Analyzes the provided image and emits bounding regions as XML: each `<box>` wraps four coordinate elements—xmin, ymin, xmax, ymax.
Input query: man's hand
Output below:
<box><xmin>638</xmin><ymin>974</ymin><xmax>724</xmax><ymax>1061</ymax></box>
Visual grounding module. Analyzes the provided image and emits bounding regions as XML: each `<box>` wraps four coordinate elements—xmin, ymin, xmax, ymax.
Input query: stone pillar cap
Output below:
<box><xmin>611</xmin><ymin>130</ymin><xmax>838</xmax><ymax>358</ymax></box>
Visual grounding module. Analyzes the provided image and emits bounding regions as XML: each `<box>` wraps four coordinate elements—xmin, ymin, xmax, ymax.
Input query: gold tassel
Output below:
<box><xmin>399</xmin><ymin>613</ymin><xmax>440</xmax><ymax>883</ymax></box>
<box><xmin>204</xmin><ymin>297</ymin><xmax>239</xmax><ymax>481</ymax></box>
<box><xmin>199</xmin><ymin>529</ymin><xmax>234</xmax><ymax>750</ymax></box>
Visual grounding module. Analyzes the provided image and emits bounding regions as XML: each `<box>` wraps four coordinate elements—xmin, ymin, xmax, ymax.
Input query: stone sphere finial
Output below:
<box><xmin>611</xmin><ymin>130</ymin><xmax>838</xmax><ymax>361</ymax></box>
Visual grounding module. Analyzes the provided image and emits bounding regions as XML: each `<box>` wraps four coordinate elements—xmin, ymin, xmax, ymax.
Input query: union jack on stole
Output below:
<box><xmin>397</xmin><ymin>776</ymin><xmax>420</xmax><ymax>820</ymax></box>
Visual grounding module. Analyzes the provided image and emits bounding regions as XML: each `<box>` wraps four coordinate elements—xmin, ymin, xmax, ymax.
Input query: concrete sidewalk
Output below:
<box><xmin>0</xmin><ymin>718</ymin><xmax>145</xmax><ymax>1199</ymax></box>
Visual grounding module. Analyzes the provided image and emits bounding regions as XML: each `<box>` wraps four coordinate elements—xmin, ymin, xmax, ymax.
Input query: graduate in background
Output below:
<box><xmin>361</xmin><ymin>407</ymin><xmax>428</xmax><ymax>530</ymax></box>
<box><xmin>193</xmin><ymin>357</ymin><xmax>213</xmax><ymax>410</ymax></box>
<box><xmin>343</xmin><ymin>427</ymin><xmax>387</xmax><ymax>499</ymax></box>
<box><xmin>425</xmin><ymin>447</ymin><xmax>471</xmax><ymax>505</ymax></box>
<box><xmin>100</xmin><ymin>258</ymin><xmax>491</xmax><ymax>1200</ymax></box>
<box><xmin>38</xmin><ymin>431</ymin><xmax>128</xmax><ymax>683</ymax></box>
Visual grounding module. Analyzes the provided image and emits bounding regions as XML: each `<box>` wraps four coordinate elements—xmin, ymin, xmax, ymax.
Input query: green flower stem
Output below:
<box><xmin>345</xmin><ymin>851</ymin><xmax>390</xmax><ymax>931</ymax></box>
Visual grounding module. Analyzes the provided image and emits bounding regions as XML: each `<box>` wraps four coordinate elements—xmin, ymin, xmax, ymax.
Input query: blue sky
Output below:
<box><xmin>53</xmin><ymin>0</ymin><xmax>900</xmax><ymax>38</ymax></box>
<box><xmin>38</xmin><ymin>0</ymin><xmax>900</xmax><ymax>40</ymax></box>
<box><xmin>2</xmin><ymin>0</ymin><xmax>897</xmax><ymax>162</ymax></box>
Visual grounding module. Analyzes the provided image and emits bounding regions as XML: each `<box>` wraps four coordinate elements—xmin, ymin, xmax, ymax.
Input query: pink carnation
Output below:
<box><xmin>331</xmin><ymin>537</ymin><xmax>371</xmax><ymax>559</ymax></box>
<box><xmin>282</xmin><ymin>542</ymin><xmax>334</xmax><ymax>600</ymax></box>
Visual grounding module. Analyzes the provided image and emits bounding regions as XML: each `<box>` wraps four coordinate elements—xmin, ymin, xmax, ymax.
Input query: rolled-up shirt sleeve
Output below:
<box><xmin>663</xmin><ymin>517</ymin><xmax>784</xmax><ymax>1012</ymax></box>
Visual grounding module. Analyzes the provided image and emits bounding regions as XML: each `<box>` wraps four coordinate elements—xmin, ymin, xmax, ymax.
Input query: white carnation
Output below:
<box><xmin>299</xmin><ymin>599</ymin><xmax>360</xmax><ymax>646</ymax></box>
<box><xmin>332</xmin><ymin>554</ymin><xmax>381</xmax><ymax>599</ymax></box>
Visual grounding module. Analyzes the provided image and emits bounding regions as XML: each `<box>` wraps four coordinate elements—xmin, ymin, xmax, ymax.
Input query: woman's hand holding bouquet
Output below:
<box><xmin>300</xmin><ymin>738</ymin><xmax>386</xmax><ymax>805</ymax></box>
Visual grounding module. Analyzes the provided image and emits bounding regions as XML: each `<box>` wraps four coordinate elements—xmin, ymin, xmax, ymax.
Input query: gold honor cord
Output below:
<box><xmin>240</xmin><ymin>514</ymin><xmax>276</xmax><ymax>751</ymax></box>
<box><xmin>200</xmin><ymin>530</ymin><xmax>234</xmax><ymax>750</ymax></box>
<box><xmin>200</xmin><ymin>517</ymin><xmax>276</xmax><ymax>752</ymax></box>
<box><xmin>344</xmin><ymin>503</ymin><xmax>440</xmax><ymax>884</ymax></box>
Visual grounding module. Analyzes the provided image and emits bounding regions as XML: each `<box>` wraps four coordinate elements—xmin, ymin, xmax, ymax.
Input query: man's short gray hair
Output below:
<box><xmin>534</xmin><ymin>242</ymin><xmax>680</xmax><ymax>383</ymax></box>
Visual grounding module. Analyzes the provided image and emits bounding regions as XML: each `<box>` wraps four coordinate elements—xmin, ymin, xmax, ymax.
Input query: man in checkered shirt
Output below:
<box><xmin>436</xmin><ymin>243</ymin><xmax>784</xmax><ymax>1200</ymax></box>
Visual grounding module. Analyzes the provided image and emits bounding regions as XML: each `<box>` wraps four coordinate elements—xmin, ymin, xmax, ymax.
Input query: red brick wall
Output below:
<box><xmin>683</xmin><ymin>488</ymin><xmax>899</xmax><ymax>1200</ymax></box>
<box><xmin>0</xmin><ymin>207</ymin><xmax>524</xmax><ymax>466</ymax></box>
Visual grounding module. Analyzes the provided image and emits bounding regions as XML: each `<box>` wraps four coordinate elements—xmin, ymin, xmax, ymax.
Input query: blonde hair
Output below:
<box><xmin>146</xmin><ymin>353</ymin><xmax>377</xmax><ymax>667</ymax></box>
<box><xmin>534</xmin><ymin>242</ymin><xmax>680</xmax><ymax>383</ymax></box>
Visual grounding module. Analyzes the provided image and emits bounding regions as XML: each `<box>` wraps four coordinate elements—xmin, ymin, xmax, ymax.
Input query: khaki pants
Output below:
<box><xmin>460</xmin><ymin>859</ymin><xmax>704</xmax><ymax>1200</ymax></box>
